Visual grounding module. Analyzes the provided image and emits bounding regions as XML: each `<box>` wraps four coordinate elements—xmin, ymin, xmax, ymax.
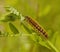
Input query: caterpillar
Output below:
<box><xmin>25</xmin><ymin>16</ymin><xmax>48</xmax><ymax>39</ymax></box>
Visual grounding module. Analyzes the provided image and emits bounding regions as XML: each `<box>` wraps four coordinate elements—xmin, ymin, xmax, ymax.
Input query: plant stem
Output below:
<box><xmin>47</xmin><ymin>40</ymin><xmax>59</xmax><ymax>52</ymax></box>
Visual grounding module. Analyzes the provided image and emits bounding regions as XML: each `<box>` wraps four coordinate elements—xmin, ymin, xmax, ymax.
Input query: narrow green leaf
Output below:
<box><xmin>21</xmin><ymin>22</ymin><xmax>32</xmax><ymax>34</ymax></box>
<box><xmin>9</xmin><ymin>22</ymin><xmax>19</xmax><ymax>34</ymax></box>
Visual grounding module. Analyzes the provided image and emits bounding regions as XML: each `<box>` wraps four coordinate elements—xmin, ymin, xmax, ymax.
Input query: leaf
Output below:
<box><xmin>30</xmin><ymin>33</ymin><xmax>51</xmax><ymax>50</ymax></box>
<box><xmin>9</xmin><ymin>22</ymin><xmax>19</xmax><ymax>34</ymax></box>
<box><xmin>5</xmin><ymin>13</ymin><xmax>18</xmax><ymax>21</ymax></box>
<box><xmin>21</xmin><ymin>22</ymin><xmax>32</xmax><ymax>34</ymax></box>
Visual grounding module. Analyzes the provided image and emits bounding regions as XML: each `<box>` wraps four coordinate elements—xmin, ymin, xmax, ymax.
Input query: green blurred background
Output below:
<box><xmin>0</xmin><ymin>0</ymin><xmax>60</xmax><ymax>52</ymax></box>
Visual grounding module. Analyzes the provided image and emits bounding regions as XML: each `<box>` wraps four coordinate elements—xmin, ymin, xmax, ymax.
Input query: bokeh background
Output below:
<box><xmin>0</xmin><ymin>0</ymin><xmax>60</xmax><ymax>52</ymax></box>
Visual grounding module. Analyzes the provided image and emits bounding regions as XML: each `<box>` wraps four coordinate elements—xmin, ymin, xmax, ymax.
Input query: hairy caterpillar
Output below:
<box><xmin>25</xmin><ymin>16</ymin><xmax>48</xmax><ymax>39</ymax></box>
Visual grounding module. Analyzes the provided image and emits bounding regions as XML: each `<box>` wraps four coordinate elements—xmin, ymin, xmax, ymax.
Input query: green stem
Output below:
<box><xmin>47</xmin><ymin>40</ymin><xmax>59</xmax><ymax>52</ymax></box>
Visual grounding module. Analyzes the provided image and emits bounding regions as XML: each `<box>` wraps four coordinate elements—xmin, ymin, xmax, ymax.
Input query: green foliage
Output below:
<box><xmin>9</xmin><ymin>23</ymin><xmax>19</xmax><ymax>34</ymax></box>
